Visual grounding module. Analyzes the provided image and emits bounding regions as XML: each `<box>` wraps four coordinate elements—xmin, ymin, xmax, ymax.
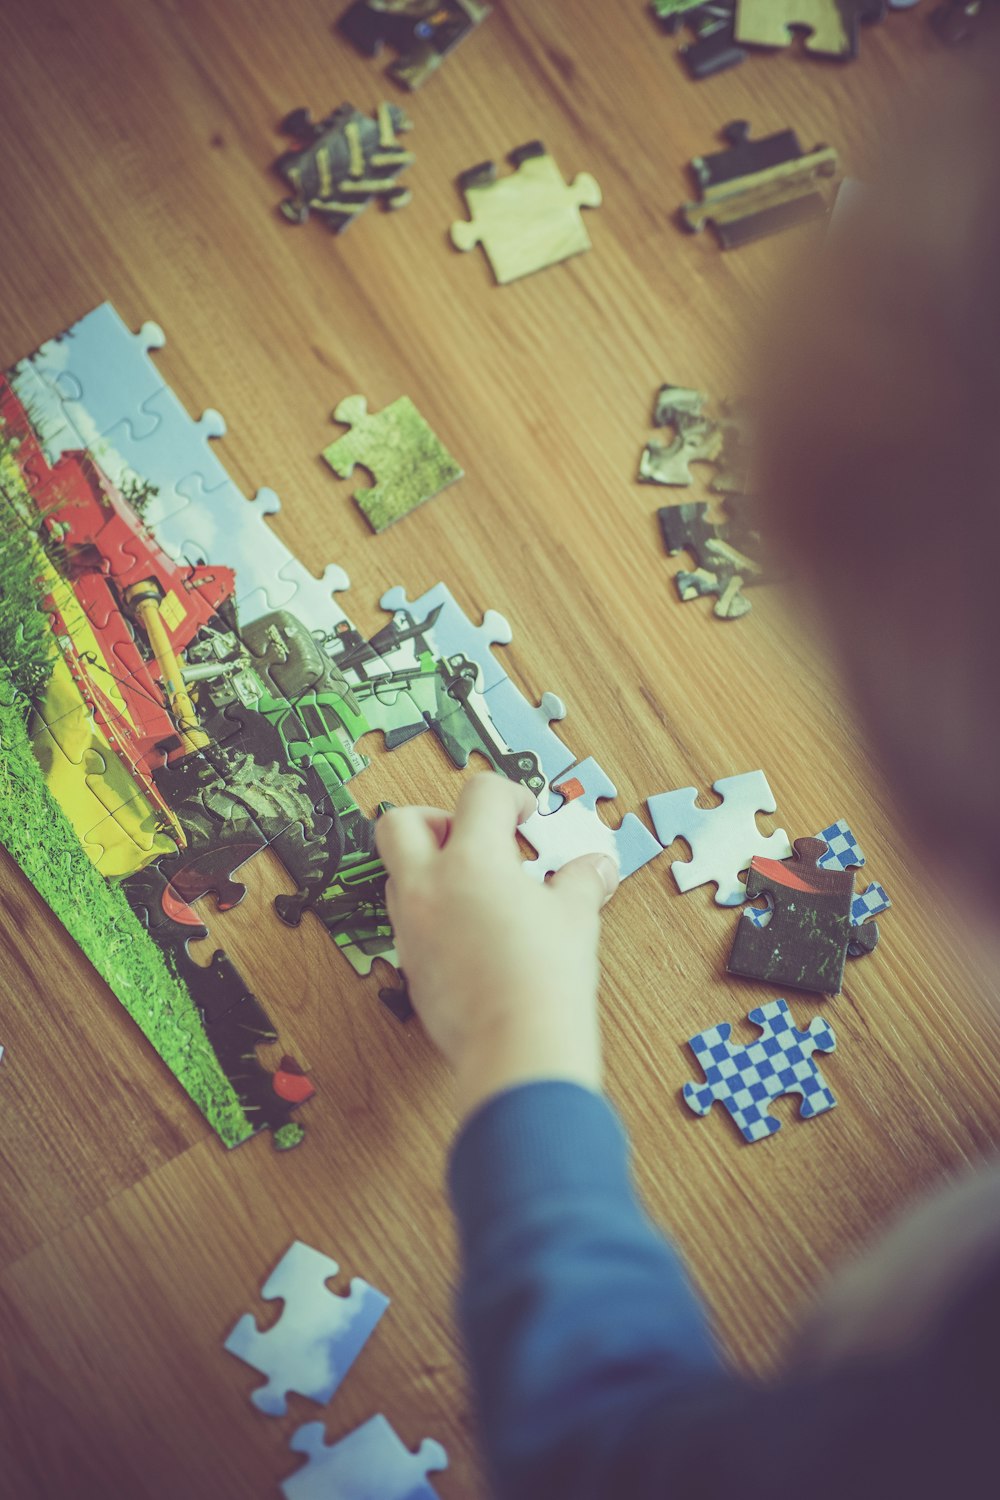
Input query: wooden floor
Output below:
<box><xmin>1</xmin><ymin>3</ymin><xmax>997</xmax><ymax>1496</ymax></box>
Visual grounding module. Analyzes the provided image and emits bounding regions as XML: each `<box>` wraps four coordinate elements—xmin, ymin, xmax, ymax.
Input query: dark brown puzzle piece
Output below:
<box><xmin>728</xmin><ymin>836</ymin><xmax>855</xmax><ymax>995</ymax></box>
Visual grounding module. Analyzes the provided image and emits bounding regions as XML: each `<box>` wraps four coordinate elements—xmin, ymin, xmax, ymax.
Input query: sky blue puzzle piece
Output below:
<box><xmin>380</xmin><ymin>583</ymin><xmax>512</xmax><ymax>691</ymax></box>
<box><xmin>683</xmin><ymin>998</ymin><xmax>837</xmax><ymax>1144</ymax></box>
<box><xmin>283</xmin><ymin>1416</ymin><xmax>448</xmax><ymax>1500</ymax></box>
<box><xmin>481</xmin><ymin>677</ymin><xmax>575</xmax><ymax>787</ymax></box>
<box><xmin>101</xmin><ymin>386</ymin><xmax>229</xmax><ymax>528</ymax></box>
<box><xmin>523</xmin><ymin>757</ymin><xmax>662</xmax><ymax>880</ymax></box>
<box><xmin>224</xmin><ymin>1241</ymin><xmax>389</xmax><ymax>1417</ymax></box>
<box><xmin>648</xmin><ymin>770</ymin><xmax>791</xmax><ymax>906</ymax></box>
<box><xmin>21</xmin><ymin>302</ymin><xmax>167</xmax><ymax>442</ymax></box>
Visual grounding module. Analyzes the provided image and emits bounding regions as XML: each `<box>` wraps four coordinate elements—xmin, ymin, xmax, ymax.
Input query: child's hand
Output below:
<box><xmin>376</xmin><ymin>775</ymin><xmax>620</xmax><ymax>1119</ymax></box>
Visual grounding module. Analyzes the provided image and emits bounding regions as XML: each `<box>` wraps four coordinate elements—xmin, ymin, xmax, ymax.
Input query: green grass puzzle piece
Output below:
<box><xmin>322</xmin><ymin>394</ymin><xmax>462</xmax><ymax>533</ymax></box>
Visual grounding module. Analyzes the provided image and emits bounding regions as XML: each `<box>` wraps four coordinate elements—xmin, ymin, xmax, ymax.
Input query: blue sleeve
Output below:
<box><xmin>447</xmin><ymin>1081</ymin><xmax>996</xmax><ymax>1500</ymax></box>
<box><xmin>447</xmin><ymin>1081</ymin><xmax>732</xmax><ymax>1496</ymax></box>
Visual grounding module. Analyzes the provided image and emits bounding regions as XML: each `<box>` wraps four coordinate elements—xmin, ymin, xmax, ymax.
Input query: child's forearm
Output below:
<box><xmin>449</xmin><ymin>1080</ymin><xmax>727</xmax><ymax>1497</ymax></box>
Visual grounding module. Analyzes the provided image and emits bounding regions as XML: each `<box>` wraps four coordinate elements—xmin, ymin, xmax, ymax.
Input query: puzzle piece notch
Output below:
<box><xmin>336</xmin><ymin>0</ymin><xmax>491</xmax><ymax>89</ymax></box>
<box><xmin>451</xmin><ymin>141</ymin><xmax>602</xmax><ymax>285</ymax></box>
<box><xmin>648</xmin><ymin>771</ymin><xmax>791</xmax><ymax>905</ymax></box>
<box><xmin>684</xmin><ymin>997</ymin><xmax>837</xmax><ymax>1143</ymax></box>
<box><xmin>652</xmin><ymin>0</ymin><xmax>748</xmax><ymax>77</ymax></box>
<box><xmin>274</xmin><ymin>102</ymin><xmax>414</xmax><ymax>233</ymax></box>
<box><xmin>681</xmin><ymin>120</ymin><xmax>840</xmax><ymax>249</ymax></box>
<box><xmin>735</xmin><ymin>0</ymin><xmax>884</xmax><ymax>57</ymax></box>
<box><xmin>284</xmin><ymin>1415</ymin><xmax>448</xmax><ymax>1500</ymax></box>
<box><xmin>224</xmin><ymin>1240</ymin><xmax>389</xmax><ymax>1417</ymax></box>
<box><xmin>323</xmin><ymin>394</ymin><xmax>463</xmax><ymax>533</ymax></box>
<box><xmin>728</xmin><ymin>837</ymin><xmax>856</xmax><ymax>995</ymax></box>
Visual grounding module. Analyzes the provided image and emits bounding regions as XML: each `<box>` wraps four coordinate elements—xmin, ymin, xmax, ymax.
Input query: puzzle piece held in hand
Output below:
<box><xmin>451</xmin><ymin>141</ymin><xmax>602</xmax><ymax>284</ymax></box>
<box><xmin>274</xmin><ymin>102</ymin><xmax>415</xmax><ymax>233</ymax></box>
<box><xmin>224</xmin><ymin>1241</ymin><xmax>389</xmax><ymax>1416</ymax></box>
<box><xmin>337</xmin><ymin>0</ymin><xmax>491</xmax><ymax>89</ymax></box>
<box><xmin>323</xmin><ymin>394</ymin><xmax>463</xmax><ymax>533</ymax></box>
<box><xmin>684</xmin><ymin>997</ymin><xmax>837</xmax><ymax>1143</ymax></box>
<box><xmin>648</xmin><ymin>771</ymin><xmax>791</xmax><ymax>905</ymax></box>
<box><xmin>283</xmin><ymin>1415</ymin><xmax>448</xmax><ymax>1500</ymax></box>
<box><xmin>521</xmin><ymin>758</ymin><xmax>663</xmax><ymax>881</ymax></box>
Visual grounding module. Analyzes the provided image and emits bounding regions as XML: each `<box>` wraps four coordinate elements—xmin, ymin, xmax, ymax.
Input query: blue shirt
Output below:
<box><xmin>449</xmin><ymin>1081</ymin><xmax>996</xmax><ymax>1499</ymax></box>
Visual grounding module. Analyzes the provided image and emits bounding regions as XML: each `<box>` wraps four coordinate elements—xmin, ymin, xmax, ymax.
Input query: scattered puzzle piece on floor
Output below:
<box><xmin>728</xmin><ymin>835</ymin><xmax>868</xmax><ymax>994</ymax></box>
<box><xmin>639</xmin><ymin>383</ymin><xmax>751</xmax><ymax>493</ymax></box>
<box><xmin>450</xmin><ymin>141</ymin><xmax>602</xmax><ymax>284</ymax></box>
<box><xmin>648</xmin><ymin>771</ymin><xmax>791</xmax><ymax>905</ymax></box>
<box><xmin>337</xmin><ymin>0</ymin><xmax>491</xmax><ymax>89</ymax></box>
<box><xmin>680</xmin><ymin>120</ymin><xmax>840</xmax><ymax>249</ymax></box>
<box><xmin>274</xmin><ymin>102</ymin><xmax>414</xmax><ymax>232</ymax></box>
<box><xmin>283</xmin><ymin>1415</ymin><xmax>448</xmax><ymax>1500</ymax></box>
<box><xmin>652</xmin><ymin>0</ymin><xmax>748</xmax><ymax>76</ymax></box>
<box><xmin>684</xmin><ymin>997</ymin><xmax>837</xmax><ymax>1143</ymax></box>
<box><xmin>224</xmin><ymin>1240</ymin><xmax>389</xmax><ymax>1417</ymax></box>
<box><xmin>743</xmin><ymin>818</ymin><xmax>891</xmax><ymax>959</ymax></box>
<box><xmin>322</xmin><ymin>394</ymin><xmax>463</xmax><ymax>533</ymax></box>
<box><xmin>658</xmin><ymin>497</ymin><xmax>769</xmax><ymax>620</ymax></box>
<box><xmin>735</xmin><ymin>0</ymin><xmax>883</xmax><ymax>56</ymax></box>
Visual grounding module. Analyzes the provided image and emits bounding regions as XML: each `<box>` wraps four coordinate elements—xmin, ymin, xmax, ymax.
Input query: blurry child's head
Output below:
<box><xmin>759</xmin><ymin>43</ymin><xmax>1000</xmax><ymax>906</ymax></box>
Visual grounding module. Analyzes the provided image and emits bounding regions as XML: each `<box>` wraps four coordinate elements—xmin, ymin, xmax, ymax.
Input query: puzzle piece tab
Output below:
<box><xmin>224</xmin><ymin>1240</ymin><xmax>389</xmax><ymax>1416</ymax></box>
<box><xmin>274</xmin><ymin>102</ymin><xmax>414</xmax><ymax>233</ymax></box>
<box><xmin>451</xmin><ymin>141</ymin><xmax>602</xmax><ymax>284</ymax></box>
<box><xmin>684</xmin><ymin>997</ymin><xmax>837</xmax><ymax>1143</ymax></box>
<box><xmin>283</xmin><ymin>1415</ymin><xmax>448</xmax><ymax>1500</ymax></box>
<box><xmin>648</xmin><ymin>771</ymin><xmax>791</xmax><ymax>905</ymax></box>
<box><xmin>337</xmin><ymin>0</ymin><xmax>491</xmax><ymax>89</ymax></box>
<box><xmin>681</xmin><ymin>120</ymin><xmax>840</xmax><ymax>249</ymax></box>
<box><xmin>323</xmin><ymin>394</ymin><xmax>463</xmax><ymax>533</ymax></box>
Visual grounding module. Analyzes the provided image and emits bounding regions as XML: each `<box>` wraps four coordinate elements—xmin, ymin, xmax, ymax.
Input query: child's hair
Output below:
<box><xmin>759</xmin><ymin>38</ymin><xmax>1000</xmax><ymax>903</ymax></box>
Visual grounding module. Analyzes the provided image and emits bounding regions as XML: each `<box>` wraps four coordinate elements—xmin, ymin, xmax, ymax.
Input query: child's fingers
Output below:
<box><xmin>448</xmin><ymin>773</ymin><xmax>537</xmax><ymax>861</ymax></box>
<box><xmin>548</xmin><ymin>852</ymin><xmax>620</xmax><ymax>910</ymax></box>
<box><xmin>376</xmin><ymin>805</ymin><xmax>452</xmax><ymax>873</ymax></box>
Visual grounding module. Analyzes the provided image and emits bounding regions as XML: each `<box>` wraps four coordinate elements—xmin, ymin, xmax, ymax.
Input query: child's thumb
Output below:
<box><xmin>548</xmin><ymin>852</ymin><xmax>620</xmax><ymax>910</ymax></box>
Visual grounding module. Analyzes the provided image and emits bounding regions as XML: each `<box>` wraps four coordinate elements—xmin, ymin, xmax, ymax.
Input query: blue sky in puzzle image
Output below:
<box><xmin>10</xmin><ymin>305</ymin><xmax>352</xmax><ymax>632</ymax></box>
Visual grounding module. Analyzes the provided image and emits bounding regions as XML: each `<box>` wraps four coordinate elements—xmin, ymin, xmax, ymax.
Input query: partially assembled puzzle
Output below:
<box><xmin>0</xmin><ymin>304</ymin><xmax>663</xmax><ymax>1153</ymax></box>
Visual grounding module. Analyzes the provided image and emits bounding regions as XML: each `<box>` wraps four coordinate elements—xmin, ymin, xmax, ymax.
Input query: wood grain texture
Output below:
<box><xmin>0</xmin><ymin>3</ymin><xmax>996</xmax><ymax>1496</ymax></box>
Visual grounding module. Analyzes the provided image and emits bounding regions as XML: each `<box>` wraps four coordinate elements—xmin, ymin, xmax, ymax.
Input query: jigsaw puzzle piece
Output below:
<box><xmin>102</xmin><ymin>388</ymin><xmax>228</xmax><ymax>530</ymax></box>
<box><xmin>379</xmin><ymin>582</ymin><xmax>512</xmax><ymax>691</ymax></box>
<box><xmin>224</xmin><ymin>1240</ymin><xmax>389</xmax><ymax>1417</ymax></box>
<box><xmin>658</xmin><ymin>501</ymin><xmax>765</xmax><ymax>620</ymax></box>
<box><xmin>451</xmin><ymin>141</ymin><xmax>602</xmax><ymax>285</ymax></box>
<box><xmin>653</xmin><ymin>0</ymin><xmax>747</xmax><ymax>77</ymax></box>
<box><xmin>683</xmin><ymin>997</ymin><xmax>838</xmax><ymax>1143</ymax></box>
<box><xmin>521</xmin><ymin>758</ymin><xmax>662</xmax><ymax>882</ymax></box>
<box><xmin>479</xmin><ymin>679</ymin><xmax>574</xmax><ymax>786</ymax></box>
<box><xmin>284</xmin><ymin>1415</ymin><xmax>448</xmax><ymax>1500</ymax></box>
<box><xmin>639</xmin><ymin>384</ymin><xmax>723</xmax><ymax>486</ymax></box>
<box><xmin>323</xmin><ymin>394</ymin><xmax>463</xmax><ymax>533</ymax></box>
<box><xmin>728</xmin><ymin>837</ymin><xmax>855</xmax><ymax>995</ymax></box>
<box><xmin>648</xmin><ymin>770</ymin><xmax>791</xmax><ymax>905</ymax></box>
<box><xmin>21</xmin><ymin>302</ymin><xmax>167</xmax><ymax>442</ymax></box>
<box><xmin>681</xmin><ymin>120</ymin><xmax>840</xmax><ymax>248</ymax></box>
<box><xmin>337</xmin><ymin>0</ymin><xmax>490</xmax><ymax>89</ymax></box>
<box><xmin>735</xmin><ymin>0</ymin><xmax>881</xmax><ymax>56</ymax></box>
<box><xmin>274</xmin><ymin>101</ymin><xmax>415</xmax><ymax>233</ymax></box>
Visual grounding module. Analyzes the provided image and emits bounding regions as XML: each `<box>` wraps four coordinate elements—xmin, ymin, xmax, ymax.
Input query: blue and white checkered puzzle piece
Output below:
<box><xmin>744</xmin><ymin>820</ymin><xmax>891</xmax><ymax>932</ymax></box>
<box><xmin>283</xmin><ymin>1416</ymin><xmax>447</xmax><ymax>1500</ymax></box>
<box><xmin>683</xmin><ymin>998</ymin><xmax>837</xmax><ymax>1144</ymax></box>
<box><xmin>224</xmin><ymin>1241</ymin><xmax>389</xmax><ymax>1417</ymax></box>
